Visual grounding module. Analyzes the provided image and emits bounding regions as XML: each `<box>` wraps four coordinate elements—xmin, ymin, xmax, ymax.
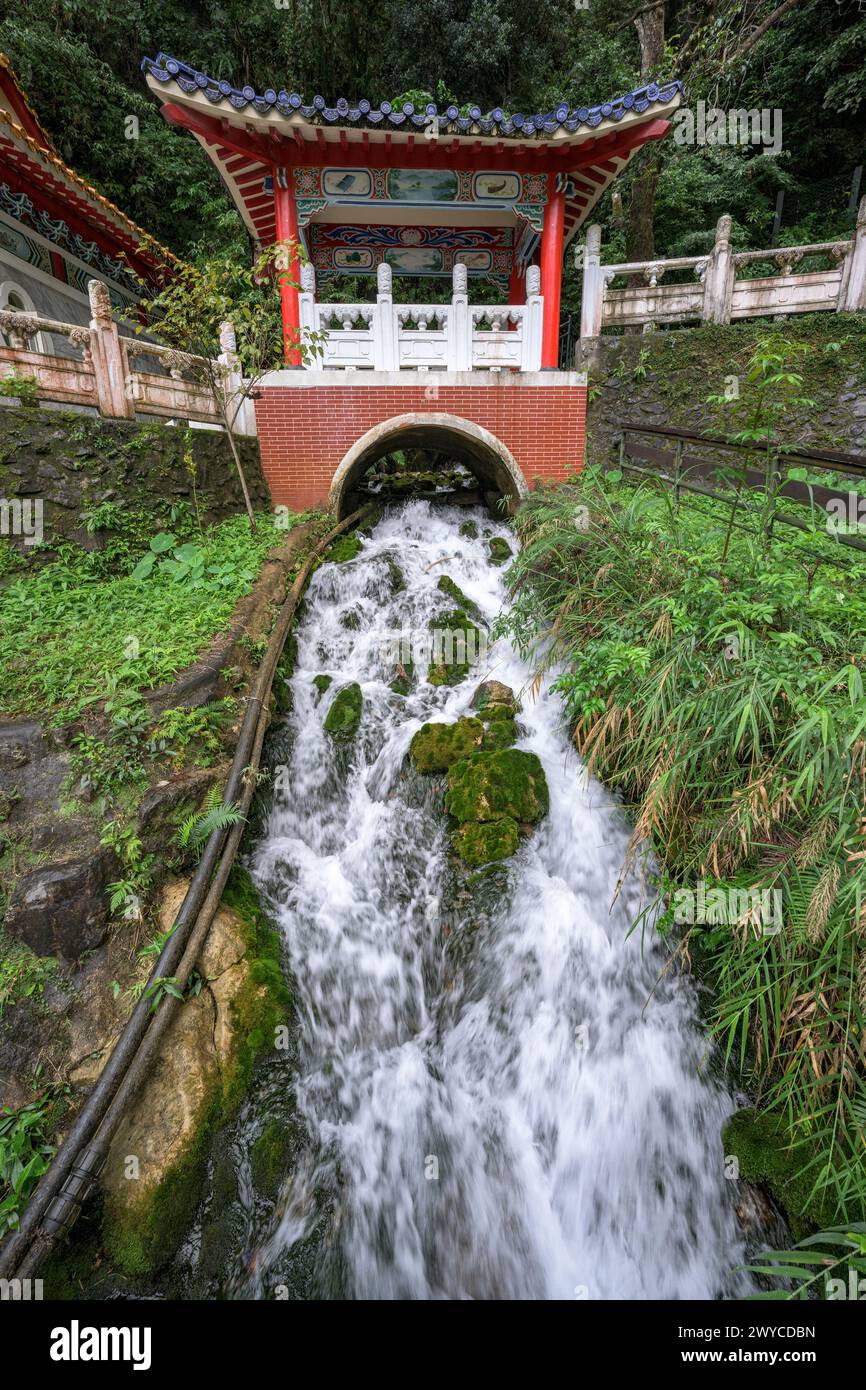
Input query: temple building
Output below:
<box><xmin>142</xmin><ymin>53</ymin><xmax>681</xmax><ymax>511</ymax></box>
<box><xmin>0</xmin><ymin>53</ymin><xmax>175</xmax><ymax>356</ymax></box>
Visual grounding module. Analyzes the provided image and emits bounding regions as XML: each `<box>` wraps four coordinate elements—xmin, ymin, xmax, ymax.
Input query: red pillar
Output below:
<box><xmin>273</xmin><ymin>168</ymin><xmax>302</xmax><ymax>367</ymax></box>
<box><xmin>539</xmin><ymin>177</ymin><xmax>566</xmax><ymax>368</ymax></box>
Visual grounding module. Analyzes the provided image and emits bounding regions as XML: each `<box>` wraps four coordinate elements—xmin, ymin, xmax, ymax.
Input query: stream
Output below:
<box><xmin>188</xmin><ymin>500</ymin><xmax>756</xmax><ymax>1300</ymax></box>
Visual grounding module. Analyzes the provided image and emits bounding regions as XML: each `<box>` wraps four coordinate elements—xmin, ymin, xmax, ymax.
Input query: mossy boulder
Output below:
<box><xmin>100</xmin><ymin>869</ymin><xmax>291</xmax><ymax>1277</ymax></box>
<box><xmin>312</xmin><ymin>673</ymin><xmax>333</xmax><ymax>697</ymax></box>
<box><xmin>327</xmin><ymin>533</ymin><xmax>363</xmax><ymax>564</ymax></box>
<box><xmin>459</xmin><ymin>520</ymin><xmax>479</xmax><ymax>539</ymax></box>
<box><xmin>390</xmin><ymin>659</ymin><xmax>414</xmax><ymax>696</ymax></box>
<box><xmin>272</xmin><ymin>676</ymin><xmax>293</xmax><ymax>716</ymax></box>
<box><xmin>471</xmin><ymin>680</ymin><xmax>519</xmax><ymax>717</ymax></box>
<box><xmin>488</xmin><ymin>537</ymin><xmax>512</xmax><ymax>566</ymax></box>
<box><xmin>481</xmin><ymin>717</ymin><xmax>517</xmax><ymax>750</ymax></box>
<box><xmin>428</xmin><ymin>608</ymin><xmax>482</xmax><ymax>687</ymax></box>
<box><xmin>323</xmin><ymin>682</ymin><xmax>363</xmax><ymax>742</ymax></box>
<box><xmin>384</xmin><ymin>555</ymin><xmax>405</xmax><ymax>594</ymax></box>
<box><xmin>446</xmin><ymin>748</ymin><xmax>549</xmax><ymax>826</ymax></box>
<box><xmin>437</xmin><ymin>574</ymin><xmax>479</xmax><ymax>617</ymax></box>
<box><xmin>722</xmin><ymin>1107</ymin><xmax>833</xmax><ymax>1240</ymax></box>
<box><xmin>410</xmin><ymin>717</ymin><xmax>484</xmax><ymax>773</ymax></box>
<box><xmin>452</xmin><ymin>817</ymin><xmax>520</xmax><ymax>867</ymax></box>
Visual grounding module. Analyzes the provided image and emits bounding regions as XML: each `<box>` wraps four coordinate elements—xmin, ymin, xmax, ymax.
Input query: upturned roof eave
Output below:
<box><xmin>142</xmin><ymin>53</ymin><xmax>682</xmax><ymax>152</ymax></box>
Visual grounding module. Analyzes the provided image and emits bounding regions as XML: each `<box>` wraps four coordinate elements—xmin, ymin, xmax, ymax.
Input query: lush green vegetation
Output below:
<box><xmin>500</xmin><ymin>335</ymin><xmax>866</xmax><ymax>1241</ymax></box>
<box><xmin>0</xmin><ymin>510</ymin><xmax>289</xmax><ymax>722</ymax></box>
<box><xmin>0</xmin><ymin>1088</ymin><xmax>66</xmax><ymax>1234</ymax></box>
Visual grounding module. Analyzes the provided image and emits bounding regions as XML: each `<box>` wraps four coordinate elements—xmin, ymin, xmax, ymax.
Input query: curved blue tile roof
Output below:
<box><xmin>141</xmin><ymin>53</ymin><xmax>682</xmax><ymax>139</ymax></box>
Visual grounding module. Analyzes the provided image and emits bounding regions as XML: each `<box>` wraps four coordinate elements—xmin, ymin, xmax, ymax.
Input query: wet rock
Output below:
<box><xmin>428</xmin><ymin>608</ymin><xmax>482</xmax><ymax>687</ymax></box>
<box><xmin>734</xmin><ymin>1183</ymin><xmax>778</xmax><ymax>1237</ymax></box>
<box><xmin>446</xmin><ymin>749</ymin><xmax>549</xmax><ymax>826</ymax></box>
<box><xmin>488</xmin><ymin>537</ymin><xmax>512</xmax><ymax>566</ymax></box>
<box><xmin>452</xmin><ymin>817</ymin><xmax>520</xmax><ymax>867</ymax></box>
<box><xmin>459</xmin><ymin>520</ymin><xmax>479</xmax><ymax>539</ymax></box>
<box><xmin>389</xmin><ymin>660</ymin><xmax>414</xmax><ymax>696</ymax></box>
<box><xmin>312</xmin><ymin>674</ymin><xmax>333</xmax><ymax>698</ymax></box>
<box><xmin>410</xmin><ymin>717</ymin><xmax>484</xmax><ymax>773</ymax></box>
<box><xmin>471</xmin><ymin>680</ymin><xmax>519</xmax><ymax>716</ymax></box>
<box><xmin>437</xmin><ymin>574</ymin><xmax>480</xmax><ymax>617</ymax></box>
<box><xmin>323</xmin><ymin>682</ymin><xmax>363</xmax><ymax>742</ymax></box>
<box><xmin>5</xmin><ymin>849</ymin><xmax>116</xmax><ymax>960</ymax></box>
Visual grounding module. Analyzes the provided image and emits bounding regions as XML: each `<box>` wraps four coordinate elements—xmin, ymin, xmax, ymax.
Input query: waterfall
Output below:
<box><xmin>238</xmin><ymin>500</ymin><xmax>753</xmax><ymax>1300</ymax></box>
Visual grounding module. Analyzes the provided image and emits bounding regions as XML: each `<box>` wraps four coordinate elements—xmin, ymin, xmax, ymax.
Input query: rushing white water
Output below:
<box><xmin>246</xmin><ymin>500</ymin><xmax>753</xmax><ymax>1300</ymax></box>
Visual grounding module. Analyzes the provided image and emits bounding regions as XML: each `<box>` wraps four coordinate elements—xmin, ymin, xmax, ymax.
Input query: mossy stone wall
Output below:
<box><xmin>579</xmin><ymin>315</ymin><xmax>866</xmax><ymax>469</ymax></box>
<box><xmin>0</xmin><ymin>404</ymin><xmax>269</xmax><ymax>554</ymax></box>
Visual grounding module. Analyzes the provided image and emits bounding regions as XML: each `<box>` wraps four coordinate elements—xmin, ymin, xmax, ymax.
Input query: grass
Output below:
<box><xmin>0</xmin><ymin>929</ymin><xmax>57</xmax><ymax>1018</ymax></box>
<box><xmin>500</xmin><ymin>443</ymin><xmax>866</xmax><ymax>1231</ymax></box>
<box><xmin>0</xmin><ymin>511</ymin><xmax>293</xmax><ymax>722</ymax></box>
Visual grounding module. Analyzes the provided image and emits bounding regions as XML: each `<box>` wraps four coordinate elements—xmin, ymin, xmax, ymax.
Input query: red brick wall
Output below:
<box><xmin>254</xmin><ymin>382</ymin><xmax>586</xmax><ymax>510</ymax></box>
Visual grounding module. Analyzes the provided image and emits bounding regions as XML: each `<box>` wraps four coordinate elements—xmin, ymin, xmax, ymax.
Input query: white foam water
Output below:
<box><xmin>246</xmin><ymin>500</ymin><xmax>753</xmax><ymax>1300</ymax></box>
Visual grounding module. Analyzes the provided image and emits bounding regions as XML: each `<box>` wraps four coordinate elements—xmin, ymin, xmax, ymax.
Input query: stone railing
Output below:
<box><xmin>299</xmin><ymin>261</ymin><xmax>544</xmax><ymax>372</ymax></box>
<box><xmin>580</xmin><ymin>195</ymin><xmax>866</xmax><ymax>337</ymax></box>
<box><xmin>0</xmin><ymin>279</ymin><xmax>256</xmax><ymax>435</ymax></box>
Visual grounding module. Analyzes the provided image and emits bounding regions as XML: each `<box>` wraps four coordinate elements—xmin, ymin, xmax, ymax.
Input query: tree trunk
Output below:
<box><xmin>626</xmin><ymin>2</ymin><xmax>667</xmax><ymax>268</ymax></box>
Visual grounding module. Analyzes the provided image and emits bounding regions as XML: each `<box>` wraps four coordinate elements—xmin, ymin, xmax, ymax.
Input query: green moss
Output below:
<box><xmin>250</xmin><ymin>1116</ymin><xmax>295</xmax><ymax>1202</ymax></box>
<box><xmin>481</xmin><ymin>717</ymin><xmax>517</xmax><ymax>750</ymax></box>
<box><xmin>327</xmin><ymin>533</ymin><xmax>362</xmax><ymax>564</ymax></box>
<box><xmin>277</xmin><ymin>632</ymin><xmax>298</xmax><ymax>681</ymax></box>
<box><xmin>459</xmin><ymin>520</ymin><xmax>479</xmax><ymax>539</ymax></box>
<box><xmin>428</xmin><ymin>608</ymin><xmax>482</xmax><ymax>687</ymax></box>
<box><xmin>488</xmin><ymin>537</ymin><xmax>512</xmax><ymax>566</ymax></box>
<box><xmin>384</xmin><ymin>556</ymin><xmax>405</xmax><ymax>593</ymax></box>
<box><xmin>102</xmin><ymin>867</ymin><xmax>291</xmax><ymax>1277</ymax></box>
<box><xmin>340</xmin><ymin>606</ymin><xmax>362</xmax><ymax>630</ymax></box>
<box><xmin>410</xmin><ymin>717</ymin><xmax>484</xmax><ymax>773</ymax></box>
<box><xmin>453</xmin><ymin>816</ymin><xmax>520</xmax><ymax>866</ymax></box>
<box><xmin>323</xmin><ymin>682</ymin><xmax>363</xmax><ymax>741</ymax></box>
<box><xmin>722</xmin><ymin>1107</ymin><xmax>834</xmax><ymax>1240</ymax></box>
<box><xmin>446</xmin><ymin>748</ymin><xmax>549</xmax><ymax>825</ymax></box>
<box><xmin>437</xmin><ymin>574</ymin><xmax>479</xmax><ymax>616</ymax></box>
<box><xmin>313</xmin><ymin>673</ymin><xmax>333</xmax><ymax>696</ymax></box>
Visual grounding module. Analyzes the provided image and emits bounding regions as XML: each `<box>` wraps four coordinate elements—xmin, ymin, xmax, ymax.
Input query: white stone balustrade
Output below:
<box><xmin>298</xmin><ymin>261</ymin><xmax>544</xmax><ymax>372</ymax></box>
<box><xmin>579</xmin><ymin>196</ymin><xmax>866</xmax><ymax>337</ymax></box>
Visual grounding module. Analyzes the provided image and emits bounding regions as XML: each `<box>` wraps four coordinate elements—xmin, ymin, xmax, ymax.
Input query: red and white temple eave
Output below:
<box><xmin>142</xmin><ymin>56</ymin><xmax>681</xmax><ymax>368</ymax></box>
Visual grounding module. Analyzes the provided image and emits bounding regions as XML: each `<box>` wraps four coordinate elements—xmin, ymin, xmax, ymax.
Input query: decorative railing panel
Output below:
<box><xmin>299</xmin><ymin>261</ymin><xmax>544</xmax><ymax>372</ymax></box>
<box><xmin>580</xmin><ymin>197</ymin><xmax>866</xmax><ymax>339</ymax></box>
<box><xmin>0</xmin><ymin>280</ymin><xmax>255</xmax><ymax>433</ymax></box>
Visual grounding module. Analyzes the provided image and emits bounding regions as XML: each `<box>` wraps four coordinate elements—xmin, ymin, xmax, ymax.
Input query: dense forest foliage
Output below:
<box><xmin>1</xmin><ymin>0</ymin><xmax>864</xmax><ymax>304</ymax></box>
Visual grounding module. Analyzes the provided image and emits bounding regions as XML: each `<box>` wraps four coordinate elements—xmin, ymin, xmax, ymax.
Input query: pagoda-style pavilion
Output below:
<box><xmin>142</xmin><ymin>54</ymin><xmax>681</xmax><ymax>510</ymax></box>
<box><xmin>143</xmin><ymin>55</ymin><xmax>680</xmax><ymax>365</ymax></box>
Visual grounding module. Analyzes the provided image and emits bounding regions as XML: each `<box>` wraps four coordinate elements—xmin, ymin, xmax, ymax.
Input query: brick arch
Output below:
<box><xmin>328</xmin><ymin>412</ymin><xmax>529</xmax><ymax>518</ymax></box>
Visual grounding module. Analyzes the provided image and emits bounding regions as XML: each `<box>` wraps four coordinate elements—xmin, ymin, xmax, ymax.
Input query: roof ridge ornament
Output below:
<box><xmin>140</xmin><ymin>53</ymin><xmax>682</xmax><ymax>138</ymax></box>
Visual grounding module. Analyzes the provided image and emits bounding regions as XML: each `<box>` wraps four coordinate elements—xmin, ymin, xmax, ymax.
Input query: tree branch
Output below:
<box><xmin>612</xmin><ymin>1</ymin><xmax>665</xmax><ymax>35</ymax></box>
<box><xmin>726</xmin><ymin>0</ymin><xmax>799</xmax><ymax>64</ymax></box>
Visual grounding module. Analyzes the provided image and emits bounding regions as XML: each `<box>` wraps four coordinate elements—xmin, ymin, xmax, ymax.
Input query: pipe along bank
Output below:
<box><xmin>0</xmin><ymin>508</ymin><xmax>369</xmax><ymax>1282</ymax></box>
